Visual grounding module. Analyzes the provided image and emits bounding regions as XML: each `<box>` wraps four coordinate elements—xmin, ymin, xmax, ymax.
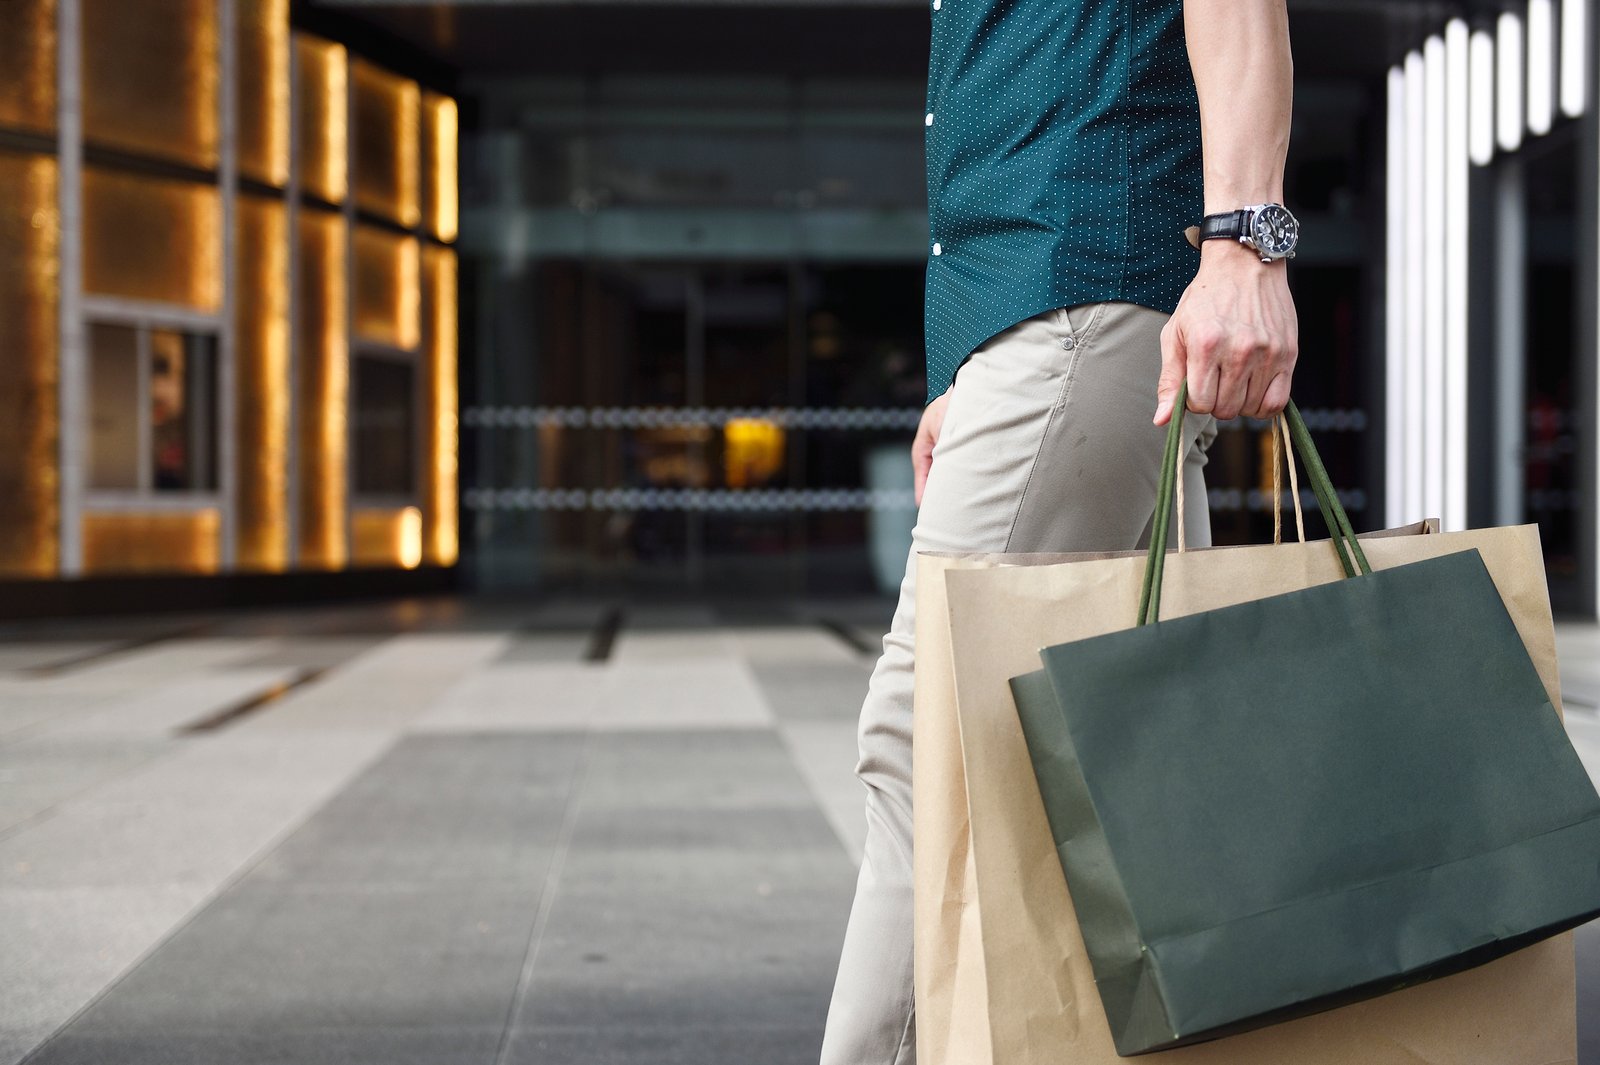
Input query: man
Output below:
<box><xmin>820</xmin><ymin>1</ymin><xmax>1299</xmax><ymax>1062</ymax></box>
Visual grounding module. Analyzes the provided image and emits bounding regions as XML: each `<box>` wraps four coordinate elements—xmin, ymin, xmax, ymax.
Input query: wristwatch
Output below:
<box><xmin>1185</xmin><ymin>203</ymin><xmax>1300</xmax><ymax>262</ymax></box>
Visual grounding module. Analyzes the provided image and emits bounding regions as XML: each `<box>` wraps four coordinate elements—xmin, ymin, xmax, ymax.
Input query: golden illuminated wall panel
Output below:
<box><xmin>296</xmin><ymin>36</ymin><xmax>348</xmax><ymax>204</ymax></box>
<box><xmin>236</xmin><ymin>195</ymin><xmax>290</xmax><ymax>571</ymax></box>
<box><xmin>237</xmin><ymin>0</ymin><xmax>290</xmax><ymax>187</ymax></box>
<box><xmin>82</xmin><ymin>511</ymin><xmax>220</xmax><ymax>575</ymax></box>
<box><xmin>0</xmin><ymin>0</ymin><xmax>57</xmax><ymax>134</ymax></box>
<box><xmin>423</xmin><ymin>92</ymin><xmax>459</xmax><ymax>243</ymax></box>
<box><xmin>83</xmin><ymin>167</ymin><xmax>222</xmax><ymax>310</ymax></box>
<box><xmin>297</xmin><ymin>210</ymin><xmax>349</xmax><ymax>570</ymax></box>
<box><xmin>353</xmin><ymin>225</ymin><xmax>420</xmax><ymax>349</ymax></box>
<box><xmin>352</xmin><ymin>60</ymin><xmax>420</xmax><ymax>228</ymax></box>
<box><xmin>82</xmin><ymin>0</ymin><xmax>218</xmax><ymax>168</ymax></box>
<box><xmin>422</xmin><ymin>247</ymin><xmax>458</xmax><ymax>567</ymax></box>
<box><xmin>352</xmin><ymin>507</ymin><xmax>422</xmax><ymax>569</ymax></box>
<box><xmin>0</xmin><ymin>153</ymin><xmax>60</xmax><ymax>578</ymax></box>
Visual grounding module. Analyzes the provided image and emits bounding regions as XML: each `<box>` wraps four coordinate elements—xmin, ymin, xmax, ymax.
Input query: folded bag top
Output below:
<box><xmin>1009</xmin><ymin>389</ymin><xmax>1600</xmax><ymax>1055</ymax></box>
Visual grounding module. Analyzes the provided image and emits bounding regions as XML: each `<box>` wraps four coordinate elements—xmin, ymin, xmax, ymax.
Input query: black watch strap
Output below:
<box><xmin>1198</xmin><ymin>209</ymin><xmax>1249</xmax><ymax>243</ymax></box>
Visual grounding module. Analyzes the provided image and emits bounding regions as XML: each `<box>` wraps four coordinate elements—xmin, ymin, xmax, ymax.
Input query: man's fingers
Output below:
<box><xmin>1241</xmin><ymin>365</ymin><xmax>1273</xmax><ymax>420</ymax></box>
<box><xmin>1185</xmin><ymin>359</ymin><xmax>1220</xmax><ymax>417</ymax></box>
<box><xmin>1154</xmin><ymin>322</ymin><xmax>1186</xmax><ymax>425</ymax></box>
<box><xmin>1259</xmin><ymin>372</ymin><xmax>1293</xmax><ymax>418</ymax></box>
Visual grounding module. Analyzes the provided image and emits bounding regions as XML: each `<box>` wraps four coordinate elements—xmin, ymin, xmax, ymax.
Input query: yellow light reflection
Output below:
<box><xmin>0</xmin><ymin>0</ymin><xmax>57</xmax><ymax>135</ymax></box>
<box><xmin>353</xmin><ymin>225</ymin><xmax>420</xmax><ymax>350</ymax></box>
<box><xmin>82</xmin><ymin>510</ymin><xmax>221</xmax><ymax>575</ymax></box>
<box><xmin>295</xmin><ymin>35</ymin><xmax>348</xmax><ymax>204</ymax></box>
<box><xmin>236</xmin><ymin>196</ymin><xmax>290</xmax><ymax>571</ymax></box>
<box><xmin>423</xmin><ymin>247</ymin><xmax>458</xmax><ymax>566</ymax></box>
<box><xmin>724</xmin><ymin>419</ymin><xmax>785</xmax><ymax>488</ymax></box>
<box><xmin>82</xmin><ymin>0</ymin><xmax>219</xmax><ymax>169</ymax></box>
<box><xmin>353</xmin><ymin>60</ymin><xmax>421</xmax><ymax>228</ymax></box>
<box><xmin>83</xmin><ymin>167</ymin><xmax>222</xmax><ymax>311</ymax></box>
<box><xmin>0</xmin><ymin>153</ymin><xmax>60</xmax><ymax>578</ymax></box>
<box><xmin>237</xmin><ymin>0</ymin><xmax>290</xmax><ymax>187</ymax></box>
<box><xmin>424</xmin><ymin>92</ymin><xmax>459</xmax><ymax>242</ymax></box>
<box><xmin>297</xmin><ymin>210</ymin><xmax>348</xmax><ymax>569</ymax></box>
<box><xmin>352</xmin><ymin>506</ymin><xmax>422</xmax><ymax>570</ymax></box>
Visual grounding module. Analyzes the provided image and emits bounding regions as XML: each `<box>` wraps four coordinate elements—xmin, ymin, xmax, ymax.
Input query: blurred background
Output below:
<box><xmin>0</xmin><ymin>2</ymin><xmax>1597</xmax><ymax>1064</ymax></box>
<box><xmin>0</xmin><ymin>0</ymin><xmax>1595</xmax><ymax>614</ymax></box>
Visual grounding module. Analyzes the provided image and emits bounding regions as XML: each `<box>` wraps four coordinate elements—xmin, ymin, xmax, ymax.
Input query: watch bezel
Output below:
<box><xmin>1248</xmin><ymin>203</ymin><xmax>1299</xmax><ymax>261</ymax></box>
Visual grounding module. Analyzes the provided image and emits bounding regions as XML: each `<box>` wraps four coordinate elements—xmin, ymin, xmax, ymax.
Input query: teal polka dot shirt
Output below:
<box><xmin>924</xmin><ymin>0</ymin><xmax>1203</xmax><ymax>401</ymax></box>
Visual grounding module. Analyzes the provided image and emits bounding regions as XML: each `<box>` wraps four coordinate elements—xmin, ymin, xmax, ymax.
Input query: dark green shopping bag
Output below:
<box><xmin>1009</xmin><ymin>392</ymin><xmax>1600</xmax><ymax>1056</ymax></box>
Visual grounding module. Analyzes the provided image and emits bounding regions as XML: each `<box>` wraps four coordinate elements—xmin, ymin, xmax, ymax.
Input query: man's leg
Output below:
<box><xmin>818</xmin><ymin>301</ymin><xmax>1213</xmax><ymax>1065</ymax></box>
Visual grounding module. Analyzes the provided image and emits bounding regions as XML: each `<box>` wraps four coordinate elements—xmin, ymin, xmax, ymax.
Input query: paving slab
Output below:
<box><xmin>413</xmin><ymin>663</ymin><xmax>608</xmax><ymax>733</ymax></box>
<box><xmin>596</xmin><ymin>660</ymin><xmax>772</xmax><ymax>730</ymax></box>
<box><xmin>503</xmin><ymin>1025</ymin><xmax>824</xmax><ymax>1065</ymax></box>
<box><xmin>750</xmin><ymin>661</ymin><xmax>871</xmax><ymax>722</ymax></box>
<box><xmin>25</xmin><ymin>1025</ymin><xmax>504</xmax><ymax>1065</ymax></box>
<box><xmin>0</xmin><ymin>737</ymin><xmax>173</xmax><ymax>837</ymax></box>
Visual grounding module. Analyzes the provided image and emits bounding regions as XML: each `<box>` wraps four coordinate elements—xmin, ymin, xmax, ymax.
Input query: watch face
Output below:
<box><xmin>1250</xmin><ymin>204</ymin><xmax>1299</xmax><ymax>258</ymax></box>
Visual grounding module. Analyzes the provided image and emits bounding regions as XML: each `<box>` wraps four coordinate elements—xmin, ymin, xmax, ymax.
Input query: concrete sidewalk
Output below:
<box><xmin>0</xmin><ymin>600</ymin><xmax>1596</xmax><ymax>1064</ymax></box>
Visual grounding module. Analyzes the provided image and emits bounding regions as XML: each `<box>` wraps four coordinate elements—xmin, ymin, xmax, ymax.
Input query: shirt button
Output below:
<box><xmin>933</xmin><ymin>0</ymin><xmax>941</xmax><ymax>8</ymax></box>
<box><xmin>932</xmin><ymin>242</ymin><xmax>943</xmax><ymax>256</ymax></box>
<box><xmin>925</xmin><ymin>112</ymin><xmax>934</xmax><ymax>126</ymax></box>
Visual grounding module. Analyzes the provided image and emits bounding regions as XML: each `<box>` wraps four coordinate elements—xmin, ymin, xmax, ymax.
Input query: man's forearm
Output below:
<box><xmin>1183</xmin><ymin>0</ymin><xmax>1293</xmax><ymax>215</ymax></box>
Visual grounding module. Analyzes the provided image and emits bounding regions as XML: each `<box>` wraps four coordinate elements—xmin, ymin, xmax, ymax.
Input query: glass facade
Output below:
<box><xmin>459</xmin><ymin>74</ymin><xmax>1378</xmax><ymax>594</ymax></box>
<box><xmin>0</xmin><ymin>0</ymin><xmax>458</xmax><ymax>580</ymax></box>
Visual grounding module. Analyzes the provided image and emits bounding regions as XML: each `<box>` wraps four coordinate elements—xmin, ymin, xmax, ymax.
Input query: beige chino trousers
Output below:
<box><xmin>819</xmin><ymin>300</ymin><xmax>1216</xmax><ymax>1065</ymax></box>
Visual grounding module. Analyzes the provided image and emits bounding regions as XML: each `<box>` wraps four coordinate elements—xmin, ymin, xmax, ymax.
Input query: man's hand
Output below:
<box><xmin>1165</xmin><ymin>0</ymin><xmax>1296</xmax><ymax>426</ymax></box>
<box><xmin>1156</xmin><ymin>241</ymin><xmax>1298</xmax><ymax>425</ymax></box>
<box><xmin>912</xmin><ymin>392</ymin><xmax>950</xmax><ymax>506</ymax></box>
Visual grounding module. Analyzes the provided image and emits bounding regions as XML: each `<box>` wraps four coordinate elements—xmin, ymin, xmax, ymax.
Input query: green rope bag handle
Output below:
<box><xmin>1136</xmin><ymin>382</ymin><xmax>1372</xmax><ymax>628</ymax></box>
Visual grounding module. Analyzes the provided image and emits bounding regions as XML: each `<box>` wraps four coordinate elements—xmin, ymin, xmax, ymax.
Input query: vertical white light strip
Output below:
<box><xmin>1561</xmin><ymin>0</ymin><xmax>1589</xmax><ymax>116</ymax></box>
<box><xmin>1444</xmin><ymin>20</ymin><xmax>1471</xmax><ymax>532</ymax></box>
<box><xmin>1499</xmin><ymin>12</ymin><xmax>1526</xmax><ymax>151</ymax></box>
<box><xmin>1423</xmin><ymin>35</ymin><xmax>1448</xmax><ymax>524</ymax></box>
<box><xmin>1385</xmin><ymin>64</ymin><xmax>1407</xmax><ymax>528</ymax></box>
<box><xmin>1470</xmin><ymin>30</ymin><xmax>1497</xmax><ymax>165</ymax></box>
<box><xmin>1529</xmin><ymin>0</ymin><xmax>1556</xmax><ymax>134</ymax></box>
<box><xmin>1404</xmin><ymin>49</ymin><xmax>1428</xmax><ymax>522</ymax></box>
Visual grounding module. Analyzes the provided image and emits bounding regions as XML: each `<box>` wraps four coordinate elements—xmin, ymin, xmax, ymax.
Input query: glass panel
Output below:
<box><xmin>353</xmin><ymin>225</ymin><xmax>420</xmax><ymax>348</ymax></box>
<box><xmin>351</xmin><ymin>506</ymin><xmax>422</xmax><ymax>569</ymax></box>
<box><xmin>235</xmin><ymin>195</ymin><xmax>290</xmax><ymax>570</ymax></box>
<box><xmin>82</xmin><ymin>0</ymin><xmax>218</xmax><ymax>168</ymax></box>
<box><xmin>353</xmin><ymin>354</ymin><xmax>416</xmax><ymax>496</ymax></box>
<box><xmin>422</xmin><ymin>246</ymin><xmax>458</xmax><ymax>566</ymax></box>
<box><xmin>150</xmin><ymin>330</ymin><xmax>218</xmax><ymax>492</ymax></box>
<box><xmin>1523</xmin><ymin>135</ymin><xmax>1581</xmax><ymax>600</ymax></box>
<box><xmin>423</xmin><ymin>92</ymin><xmax>458</xmax><ymax>242</ymax></box>
<box><xmin>297</xmin><ymin>209</ymin><xmax>349</xmax><ymax>569</ymax></box>
<box><xmin>88</xmin><ymin>322</ymin><xmax>140</xmax><ymax>490</ymax></box>
<box><xmin>352</xmin><ymin>60</ymin><xmax>420</xmax><ymax>227</ymax></box>
<box><xmin>295</xmin><ymin>35</ymin><xmax>348</xmax><ymax>204</ymax></box>
<box><xmin>237</xmin><ymin>0</ymin><xmax>290</xmax><ymax>187</ymax></box>
<box><xmin>0</xmin><ymin>0</ymin><xmax>57</xmax><ymax>135</ymax></box>
<box><xmin>83</xmin><ymin>167</ymin><xmax>222</xmax><ymax>310</ymax></box>
<box><xmin>82</xmin><ymin>510</ymin><xmax>220</xmax><ymax>575</ymax></box>
<box><xmin>0</xmin><ymin>152</ymin><xmax>59</xmax><ymax>577</ymax></box>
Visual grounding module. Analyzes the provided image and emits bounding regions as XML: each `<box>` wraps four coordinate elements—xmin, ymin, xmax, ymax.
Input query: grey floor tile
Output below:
<box><xmin>750</xmin><ymin>662</ymin><xmax>870</xmax><ymax>722</ymax></box>
<box><xmin>496</xmin><ymin>633</ymin><xmax>591</xmax><ymax>665</ymax></box>
<box><xmin>579</xmin><ymin>730</ymin><xmax>823</xmax><ymax>812</ymax></box>
<box><xmin>0</xmin><ymin>737</ymin><xmax>172</xmax><ymax>835</ymax></box>
<box><xmin>66</xmin><ymin>884</ymin><xmax>539</xmax><ymax>1035</ymax></box>
<box><xmin>504</xmin><ymin>1025</ymin><xmax>824</xmax><ymax>1065</ymax></box>
<box><xmin>24</xmin><ymin>1025</ymin><xmax>503</xmax><ymax>1065</ymax></box>
<box><xmin>247</xmin><ymin>735</ymin><xmax>583</xmax><ymax>888</ymax></box>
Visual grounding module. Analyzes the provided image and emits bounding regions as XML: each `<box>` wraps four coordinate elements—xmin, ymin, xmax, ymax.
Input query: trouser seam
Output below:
<box><xmin>1002</xmin><ymin>302</ymin><xmax>1105</xmax><ymax>552</ymax></box>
